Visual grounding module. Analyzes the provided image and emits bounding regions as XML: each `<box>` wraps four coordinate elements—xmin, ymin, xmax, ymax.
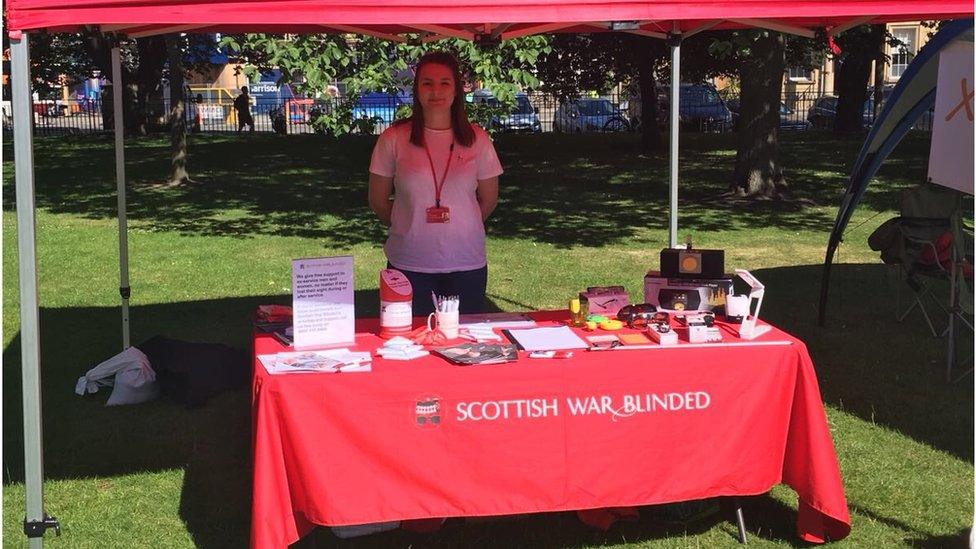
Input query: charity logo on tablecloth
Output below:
<box><xmin>414</xmin><ymin>396</ymin><xmax>442</xmax><ymax>428</ymax></box>
<box><xmin>417</xmin><ymin>392</ymin><xmax>713</xmax><ymax>426</ymax></box>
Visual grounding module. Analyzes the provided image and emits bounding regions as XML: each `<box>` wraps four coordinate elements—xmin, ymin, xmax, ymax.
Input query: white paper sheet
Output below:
<box><xmin>505</xmin><ymin>326</ymin><xmax>589</xmax><ymax>351</ymax></box>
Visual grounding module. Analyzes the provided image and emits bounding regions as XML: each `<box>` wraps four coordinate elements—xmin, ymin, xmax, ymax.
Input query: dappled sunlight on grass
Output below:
<box><xmin>4</xmin><ymin>131</ymin><xmax>936</xmax><ymax>250</ymax></box>
<box><xmin>3</xmin><ymin>130</ymin><xmax>972</xmax><ymax>549</ymax></box>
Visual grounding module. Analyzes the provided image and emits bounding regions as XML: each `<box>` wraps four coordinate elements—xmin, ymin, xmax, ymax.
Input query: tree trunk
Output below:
<box><xmin>873</xmin><ymin>29</ymin><xmax>886</xmax><ymax>119</ymax></box>
<box><xmin>631</xmin><ymin>38</ymin><xmax>661</xmax><ymax>152</ymax></box>
<box><xmin>135</xmin><ymin>37</ymin><xmax>167</xmax><ymax>135</ymax></box>
<box><xmin>835</xmin><ymin>25</ymin><xmax>884</xmax><ymax>134</ymax></box>
<box><xmin>167</xmin><ymin>34</ymin><xmax>189</xmax><ymax>185</ymax></box>
<box><xmin>81</xmin><ymin>30</ymin><xmax>167</xmax><ymax>136</ymax></box>
<box><xmin>731</xmin><ymin>32</ymin><xmax>786</xmax><ymax>197</ymax></box>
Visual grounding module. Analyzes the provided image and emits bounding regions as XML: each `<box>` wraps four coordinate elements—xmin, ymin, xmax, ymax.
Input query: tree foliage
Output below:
<box><xmin>220</xmin><ymin>33</ymin><xmax>550</xmax><ymax>136</ymax></box>
<box><xmin>1</xmin><ymin>31</ymin><xmax>100</xmax><ymax>97</ymax></box>
<box><xmin>533</xmin><ymin>32</ymin><xmax>734</xmax><ymax>99</ymax></box>
<box><xmin>2</xmin><ymin>29</ymin><xmax>226</xmax><ymax>135</ymax></box>
<box><xmin>532</xmin><ymin>31</ymin><xmax>752</xmax><ymax>151</ymax></box>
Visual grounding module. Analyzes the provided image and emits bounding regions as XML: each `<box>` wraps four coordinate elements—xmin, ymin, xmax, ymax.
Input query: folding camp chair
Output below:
<box><xmin>868</xmin><ymin>184</ymin><xmax>973</xmax><ymax>380</ymax></box>
<box><xmin>945</xmin><ymin>211</ymin><xmax>974</xmax><ymax>382</ymax></box>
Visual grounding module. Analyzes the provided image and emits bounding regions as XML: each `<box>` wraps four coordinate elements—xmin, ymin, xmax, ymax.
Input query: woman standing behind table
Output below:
<box><xmin>368</xmin><ymin>52</ymin><xmax>503</xmax><ymax>317</ymax></box>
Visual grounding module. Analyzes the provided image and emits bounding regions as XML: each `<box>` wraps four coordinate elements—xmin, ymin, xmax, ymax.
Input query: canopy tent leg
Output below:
<box><xmin>733</xmin><ymin>498</ymin><xmax>748</xmax><ymax>543</ymax></box>
<box><xmin>668</xmin><ymin>31</ymin><xmax>681</xmax><ymax>249</ymax></box>
<box><xmin>111</xmin><ymin>47</ymin><xmax>131</xmax><ymax>349</ymax></box>
<box><xmin>11</xmin><ymin>31</ymin><xmax>55</xmax><ymax>548</ymax></box>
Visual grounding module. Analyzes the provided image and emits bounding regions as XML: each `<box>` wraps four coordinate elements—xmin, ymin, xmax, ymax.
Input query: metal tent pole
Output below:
<box><xmin>111</xmin><ymin>47</ymin><xmax>131</xmax><ymax>349</ymax></box>
<box><xmin>668</xmin><ymin>31</ymin><xmax>681</xmax><ymax>248</ymax></box>
<box><xmin>11</xmin><ymin>31</ymin><xmax>58</xmax><ymax>547</ymax></box>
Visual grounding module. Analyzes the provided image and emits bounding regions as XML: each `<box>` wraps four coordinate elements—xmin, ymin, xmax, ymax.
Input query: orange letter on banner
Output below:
<box><xmin>945</xmin><ymin>78</ymin><xmax>975</xmax><ymax>122</ymax></box>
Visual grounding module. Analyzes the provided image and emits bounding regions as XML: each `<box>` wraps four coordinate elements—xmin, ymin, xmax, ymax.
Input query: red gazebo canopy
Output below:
<box><xmin>6</xmin><ymin>0</ymin><xmax>973</xmax><ymax>40</ymax></box>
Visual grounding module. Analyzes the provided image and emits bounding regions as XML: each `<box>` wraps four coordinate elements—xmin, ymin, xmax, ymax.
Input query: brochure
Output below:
<box><xmin>431</xmin><ymin>343</ymin><xmax>519</xmax><ymax>366</ymax></box>
<box><xmin>259</xmin><ymin>349</ymin><xmax>372</xmax><ymax>375</ymax></box>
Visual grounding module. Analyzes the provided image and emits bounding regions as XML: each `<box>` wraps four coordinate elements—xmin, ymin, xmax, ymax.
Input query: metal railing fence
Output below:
<box><xmin>2</xmin><ymin>89</ymin><xmax>933</xmax><ymax>136</ymax></box>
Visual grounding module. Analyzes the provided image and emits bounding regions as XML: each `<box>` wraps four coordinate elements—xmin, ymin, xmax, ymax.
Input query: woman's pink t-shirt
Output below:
<box><xmin>369</xmin><ymin>124</ymin><xmax>503</xmax><ymax>273</ymax></box>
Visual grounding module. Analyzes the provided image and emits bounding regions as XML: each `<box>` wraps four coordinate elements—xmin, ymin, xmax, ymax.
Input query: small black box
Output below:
<box><xmin>660</xmin><ymin>248</ymin><xmax>725</xmax><ymax>279</ymax></box>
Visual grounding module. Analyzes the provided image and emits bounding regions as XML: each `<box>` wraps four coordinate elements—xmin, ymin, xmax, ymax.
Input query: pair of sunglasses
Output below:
<box><xmin>617</xmin><ymin>304</ymin><xmax>664</xmax><ymax>328</ymax></box>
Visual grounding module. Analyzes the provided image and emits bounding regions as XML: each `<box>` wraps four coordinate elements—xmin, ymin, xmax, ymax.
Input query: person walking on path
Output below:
<box><xmin>234</xmin><ymin>86</ymin><xmax>255</xmax><ymax>132</ymax></box>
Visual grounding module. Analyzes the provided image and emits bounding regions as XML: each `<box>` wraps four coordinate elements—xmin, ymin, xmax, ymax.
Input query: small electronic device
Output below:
<box><xmin>675</xmin><ymin>312</ymin><xmax>722</xmax><ymax>343</ymax></box>
<box><xmin>646</xmin><ymin>325</ymin><xmax>678</xmax><ymax>345</ymax></box>
<box><xmin>660</xmin><ymin>243</ymin><xmax>725</xmax><ymax>279</ymax></box>
<box><xmin>685</xmin><ymin>312</ymin><xmax>716</xmax><ymax>327</ymax></box>
<box><xmin>688</xmin><ymin>325</ymin><xmax>723</xmax><ymax>343</ymax></box>
<box><xmin>644</xmin><ymin>271</ymin><xmax>733</xmax><ymax>314</ymax></box>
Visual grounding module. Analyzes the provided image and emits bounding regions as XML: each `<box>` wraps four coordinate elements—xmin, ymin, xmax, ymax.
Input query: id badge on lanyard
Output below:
<box><xmin>425</xmin><ymin>140</ymin><xmax>455</xmax><ymax>223</ymax></box>
<box><xmin>426</xmin><ymin>206</ymin><xmax>451</xmax><ymax>223</ymax></box>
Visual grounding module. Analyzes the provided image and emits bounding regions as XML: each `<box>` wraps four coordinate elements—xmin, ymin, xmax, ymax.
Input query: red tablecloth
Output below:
<box><xmin>251</xmin><ymin>312</ymin><xmax>850</xmax><ymax>548</ymax></box>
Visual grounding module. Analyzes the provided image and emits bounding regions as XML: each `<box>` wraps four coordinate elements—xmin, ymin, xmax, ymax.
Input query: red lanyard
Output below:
<box><xmin>424</xmin><ymin>140</ymin><xmax>455</xmax><ymax>208</ymax></box>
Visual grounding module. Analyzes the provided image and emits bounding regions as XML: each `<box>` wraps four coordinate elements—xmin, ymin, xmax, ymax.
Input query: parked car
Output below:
<box><xmin>553</xmin><ymin>98</ymin><xmax>630</xmax><ymax>133</ymax></box>
<box><xmin>656</xmin><ymin>84</ymin><xmax>732</xmax><ymax>132</ymax></box>
<box><xmin>32</xmin><ymin>99</ymin><xmax>67</xmax><ymax>117</ymax></box>
<box><xmin>778</xmin><ymin>103</ymin><xmax>811</xmax><ymax>131</ymax></box>
<box><xmin>726</xmin><ymin>99</ymin><xmax>810</xmax><ymax>131</ymax></box>
<box><xmin>807</xmin><ymin>89</ymin><xmax>935</xmax><ymax>131</ymax></box>
<box><xmin>470</xmin><ymin>90</ymin><xmax>542</xmax><ymax>133</ymax></box>
<box><xmin>806</xmin><ymin>95</ymin><xmax>876</xmax><ymax>129</ymax></box>
<box><xmin>352</xmin><ymin>92</ymin><xmax>411</xmax><ymax>125</ymax></box>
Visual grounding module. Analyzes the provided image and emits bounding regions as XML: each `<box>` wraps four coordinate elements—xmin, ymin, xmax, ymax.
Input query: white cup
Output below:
<box><xmin>725</xmin><ymin>294</ymin><xmax>751</xmax><ymax>320</ymax></box>
<box><xmin>427</xmin><ymin>310</ymin><xmax>460</xmax><ymax>339</ymax></box>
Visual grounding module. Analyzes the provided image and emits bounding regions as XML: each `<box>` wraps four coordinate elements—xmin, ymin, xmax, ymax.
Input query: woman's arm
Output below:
<box><xmin>476</xmin><ymin>176</ymin><xmax>499</xmax><ymax>221</ymax></box>
<box><xmin>368</xmin><ymin>173</ymin><xmax>395</xmax><ymax>226</ymax></box>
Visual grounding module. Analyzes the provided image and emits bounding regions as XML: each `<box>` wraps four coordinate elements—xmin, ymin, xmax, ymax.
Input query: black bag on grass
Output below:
<box><xmin>138</xmin><ymin>336</ymin><xmax>250</xmax><ymax>408</ymax></box>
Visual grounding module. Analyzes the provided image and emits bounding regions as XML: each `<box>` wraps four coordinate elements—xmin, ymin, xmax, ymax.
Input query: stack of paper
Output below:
<box><xmin>505</xmin><ymin>326</ymin><xmax>589</xmax><ymax>351</ymax></box>
<box><xmin>259</xmin><ymin>349</ymin><xmax>372</xmax><ymax>375</ymax></box>
<box><xmin>459</xmin><ymin>312</ymin><xmax>537</xmax><ymax>329</ymax></box>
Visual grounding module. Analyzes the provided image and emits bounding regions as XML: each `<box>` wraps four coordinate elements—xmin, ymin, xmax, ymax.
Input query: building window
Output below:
<box><xmin>890</xmin><ymin>27</ymin><xmax>916</xmax><ymax>79</ymax></box>
<box><xmin>787</xmin><ymin>66</ymin><xmax>813</xmax><ymax>82</ymax></box>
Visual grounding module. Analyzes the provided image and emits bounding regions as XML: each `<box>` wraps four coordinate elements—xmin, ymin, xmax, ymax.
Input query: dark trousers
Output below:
<box><xmin>389</xmin><ymin>264</ymin><xmax>488</xmax><ymax>317</ymax></box>
<box><xmin>237</xmin><ymin>112</ymin><xmax>254</xmax><ymax>131</ymax></box>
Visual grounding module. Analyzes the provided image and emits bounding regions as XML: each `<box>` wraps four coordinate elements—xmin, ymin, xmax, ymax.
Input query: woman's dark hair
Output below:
<box><xmin>394</xmin><ymin>51</ymin><xmax>475</xmax><ymax>148</ymax></box>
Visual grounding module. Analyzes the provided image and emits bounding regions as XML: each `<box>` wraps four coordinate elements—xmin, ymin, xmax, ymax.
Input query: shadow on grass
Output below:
<box><xmin>2</xmin><ymin>264</ymin><xmax>971</xmax><ymax>547</ymax></box>
<box><xmin>2</xmin><ymin>131</ymin><xmax>934</xmax><ymax>249</ymax></box>
<box><xmin>1</xmin><ymin>290</ymin><xmax>382</xmax><ymax>548</ymax></box>
<box><xmin>909</xmin><ymin>529</ymin><xmax>971</xmax><ymax>549</ymax></box>
<box><xmin>290</xmin><ymin>494</ymin><xmax>810</xmax><ymax>548</ymax></box>
<box><xmin>755</xmin><ymin>263</ymin><xmax>974</xmax><ymax>463</ymax></box>
<box><xmin>293</xmin><ymin>502</ymin><xmax>738</xmax><ymax>549</ymax></box>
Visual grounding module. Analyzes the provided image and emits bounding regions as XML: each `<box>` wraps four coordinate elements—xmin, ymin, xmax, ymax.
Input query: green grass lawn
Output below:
<box><xmin>2</xmin><ymin>131</ymin><xmax>972</xmax><ymax>548</ymax></box>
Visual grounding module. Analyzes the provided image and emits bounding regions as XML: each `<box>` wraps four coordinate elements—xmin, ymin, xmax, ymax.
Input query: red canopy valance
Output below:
<box><xmin>6</xmin><ymin>0</ymin><xmax>972</xmax><ymax>37</ymax></box>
